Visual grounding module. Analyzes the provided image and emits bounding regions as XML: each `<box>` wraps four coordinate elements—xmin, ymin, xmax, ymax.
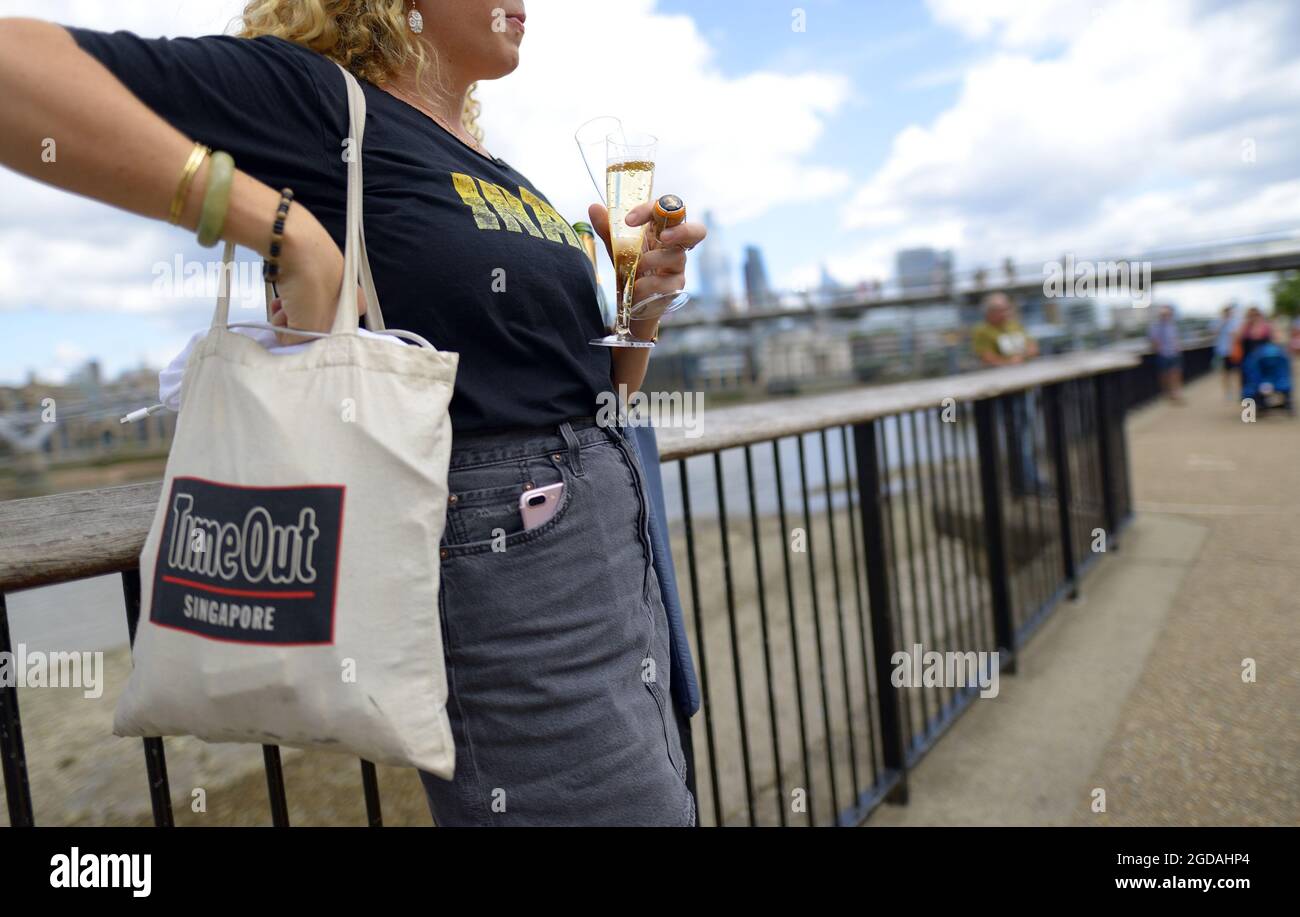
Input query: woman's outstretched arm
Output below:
<box><xmin>0</xmin><ymin>17</ymin><xmax>344</xmax><ymax>334</ymax></box>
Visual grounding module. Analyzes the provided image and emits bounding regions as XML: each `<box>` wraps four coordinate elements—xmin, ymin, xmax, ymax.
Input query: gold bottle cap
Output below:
<box><xmin>653</xmin><ymin>194</ymin><xmax>686</xmax><ymax>229</ymax></box>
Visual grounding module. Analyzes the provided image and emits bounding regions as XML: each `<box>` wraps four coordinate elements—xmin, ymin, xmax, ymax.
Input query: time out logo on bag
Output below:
<box><xmin>149</xmin><ymin>477</ymin><xmax>345</xmax><ymax>645</ymax></box>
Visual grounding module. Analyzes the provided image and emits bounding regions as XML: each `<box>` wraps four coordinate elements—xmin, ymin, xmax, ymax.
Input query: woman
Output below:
<box><xmin>0</xmin><ymin>0</ymin><xmax>705</xmax><ymax>826</ymax></box>
<box><xmin>1234</xmin><ymin>306</ymin><xmax>1274</xmax><ymax>365</ymax></box>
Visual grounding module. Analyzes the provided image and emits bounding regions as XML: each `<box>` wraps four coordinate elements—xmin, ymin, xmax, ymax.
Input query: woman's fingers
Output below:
<box><xmin>269</xmin><ymin>302</ymin><xmax>295</xmax><ymax>346</ymax></box>
<box><xmin>622</xmin><ymin>201</ymin><xmax>655</xmax><ymax>228</ymax></box>
<box><xmin>635</xmin><ymin>209</ymin><xmax>704</xmax><ymax>303</ymax></box>
<box><xmin>632</xmin><ymin>272</ymin><xmax>683</xmax><ymax>300</ymax></box>
<box><xmin>657</xmin><ymin>219</ymin><xmax>706</xmax><ymax>251</ymax></box>
<box><xmin>637</xmin><ymin>245</ymin><xmax>687</xmax><ymax>277</ymax></box>
<box><xmin>588</xmin><ymin>199</ymin><xmax>708</xmax><ymax>303</ymax></box>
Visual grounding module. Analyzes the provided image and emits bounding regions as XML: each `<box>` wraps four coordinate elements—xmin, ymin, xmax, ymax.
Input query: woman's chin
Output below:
<box><xmin>477</xmin><ymin>38</ymin><xmax>522</xmax><ymax>78</ymax></box>
<box><xmin>489</xmin><ymin>47</ymin><xmax>521</xmax><ymax>78</ymax></box>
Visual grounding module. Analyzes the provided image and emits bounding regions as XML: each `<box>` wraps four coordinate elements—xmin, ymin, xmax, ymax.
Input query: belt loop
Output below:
<box><xmin>598</xmin><ymin>412</ymin><xmax>624</xmax><ymax>445</ymax></box>
<box><xmin>558</xmin><ymin>420</ymin><xmax>585</xmax><ymax>476</ymax></box>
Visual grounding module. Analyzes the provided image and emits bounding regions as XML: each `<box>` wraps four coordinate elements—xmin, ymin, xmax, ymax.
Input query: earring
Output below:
<box><xmin>407</xmin><ymin>1</ymin><xmax>424</xmax><ymax>34</ymax></box>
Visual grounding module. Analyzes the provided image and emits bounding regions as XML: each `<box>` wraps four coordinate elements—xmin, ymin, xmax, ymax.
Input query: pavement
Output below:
<box><xmin>867</xmin><ymin>372</ymin><xmax>1299</xmax><ymax>826</ymax></box>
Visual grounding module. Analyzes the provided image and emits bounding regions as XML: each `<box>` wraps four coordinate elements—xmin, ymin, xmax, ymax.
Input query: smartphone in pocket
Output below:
<box><xmin>519</xmin><ymin>482</ymin><xmax>564</xmax><ymax>530</ymax></box>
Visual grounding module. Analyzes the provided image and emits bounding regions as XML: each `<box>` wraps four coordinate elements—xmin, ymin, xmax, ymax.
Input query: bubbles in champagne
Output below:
<box><xmin>606</xmin><ymin>159</ymin><xmax>655</xmax><ymax>299</ymax></box>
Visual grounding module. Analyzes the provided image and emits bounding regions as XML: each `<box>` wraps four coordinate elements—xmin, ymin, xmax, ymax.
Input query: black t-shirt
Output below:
<box><xmin>66</xmin><ymin>27</ymin><xmax>612</xmax><ymax>434</ymax></box>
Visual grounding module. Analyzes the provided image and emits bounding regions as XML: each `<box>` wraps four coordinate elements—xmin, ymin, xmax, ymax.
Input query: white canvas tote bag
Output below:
<box><xmin>113</xmin><ymin>64</ymin><xmax>460</xmax><ymax>778</ymax></box>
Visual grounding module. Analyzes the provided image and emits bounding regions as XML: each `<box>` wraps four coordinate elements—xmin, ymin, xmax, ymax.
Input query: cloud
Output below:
<box><xmin>0</xmin><ymin>0</ymin><xmax>253</xmax><ymax>319</ymax></box>
<box><xmin>0</xmin><ymin>0</ymin><xmax>241</xmax><ymax>35</ymax></box>
<box><xmin>924</xmin><ymin>0</ymin><xmax>1103</xmax><ymax>49</ymax></box>
<box><xmin>474</xmin><ymin>0</ymin><xmax>850</xmax><ymax>228</ymax></box>
<box><xmin>0</xmin><ymin>0</ymin><xmax>851</xmax><ymax>322</ymax></box>
<box><xmin>34</xmin><ymin>339</ymin><xmax>88</xmax><ymax>384</ymax></box>
<box><xmin>807</xmin><ymin>0</ymin><xmax>1300</xmax><ymax>292</ymax></box>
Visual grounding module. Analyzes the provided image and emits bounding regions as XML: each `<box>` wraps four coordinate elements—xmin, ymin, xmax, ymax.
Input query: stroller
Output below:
<box><xmin>1241</xmin><ymin>342</ymin><xmax>1294</xmax><ymax>415</ymax></box>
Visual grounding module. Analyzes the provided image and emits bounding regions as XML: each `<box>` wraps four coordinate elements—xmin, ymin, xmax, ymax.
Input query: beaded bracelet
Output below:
<box><xmin>196</xmin><ymin>151</ymin><xmax>234</xmax><ymax>247</ymax></box>
<box><xmin>262</xmin><ymin>188</ymin><xmax>295</xmax><ymax>283</ymax></box>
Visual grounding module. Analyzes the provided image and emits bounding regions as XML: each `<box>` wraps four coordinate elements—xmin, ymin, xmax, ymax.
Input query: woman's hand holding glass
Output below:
<box><xmin>587</xmin><ymin>199</ymin><xmax>707</xmax><ymax>323</ymax></box>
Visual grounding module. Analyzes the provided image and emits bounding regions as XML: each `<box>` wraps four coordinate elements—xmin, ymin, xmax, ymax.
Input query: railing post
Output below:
<box><xmin>973</xmin><ymin>398</ymin><xmax>1017</xmax><ymax>672</ymax></box>
<box><xmin>1044</xmin><ymin>383</ymin><xmax>1079</xmax><ymax>598</ymax></box>
<box><xmin>122</xmin><ymin>569</ymin><xmax>175</xmax><ymax>827</ymax></box>
<box><xmin>1093</xmin><ymin>372</ymin><xmax>1121</xmax><ymax>549</ymax></box>
<box><xmin>263</xmin><ymin>745</ymin><xmax>290</xmax><ymax>827</ymax></box>
<box><xmin>359</xmin><ymin>759</ymin><xmax>384</xmax><ymax>827</ymax></box>
<box><xmin>0</xmin><ymin>592</ymin><xmax>35</xmax><ymax>827</ymax></box>
<box><xmin>851</xmin><ymin>419</ymin><xmax>908</xmax><ymax>804</ymax></box>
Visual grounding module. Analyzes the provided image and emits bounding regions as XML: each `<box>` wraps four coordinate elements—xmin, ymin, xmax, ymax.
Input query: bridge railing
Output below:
<box><xmin>0</xmin><ymin>344</ymin><xmax>1211</xmax><ymax>826</ymax></box>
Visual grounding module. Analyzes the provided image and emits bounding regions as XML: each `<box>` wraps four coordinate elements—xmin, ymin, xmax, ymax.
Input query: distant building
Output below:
<box><xmin>693</xmin><ymin>210</ymin><xmax>737</xmax><ymax>317</ymax></box>
<box><xmin>0</xmin><ymin>361</ymin><xmax>174</xmax><ymax>486</ymax></box>
<box><xmin>1110</xmin><ymin>303</ymin><xmax>1151</xmax><ymax>335</ymax></box>
<box><xmin>758</xmin><ymin>325</ymin><xmax>853</xmax><ymax>392</ymax></box>
<box><xmin>1008</xmin><ymin>292</ymin><xmax>1097</xmax><ymax>332</ymax></box>
<box><xmin>1060</xmin><ymin>297</ymin><xmax>1099</xmax><ymax>330</ymax></box>
<box><xmin>743</xmin><ymin>245</ymin><xmax>775</xmax><ymax>312</ymax></box>
<box><xmin>815</xmin><ymin>263</ymin><xmax>843</xmax><ymax>307</ymax></box>
<box><xmin>896</xmin><ymin>247</ymin><xmax>954</xmax><ymax>293</ymax></box>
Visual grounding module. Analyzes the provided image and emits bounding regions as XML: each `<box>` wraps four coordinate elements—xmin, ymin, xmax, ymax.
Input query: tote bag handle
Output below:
<box><xmin>209</xmin><ymin>63</ymin><xmax>406</xmax><ymax>341</ymax></box>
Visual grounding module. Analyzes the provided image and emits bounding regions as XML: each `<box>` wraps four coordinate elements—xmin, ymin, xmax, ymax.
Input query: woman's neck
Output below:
<box><xmin>390</xmin><ymin>77</ymin><xmax>462</xmax><ymax>124</ymax></box>
<box><xmin>386</xmin><ymin>54</ymin><xmax>472</xmax><ymax>138</ymax></box>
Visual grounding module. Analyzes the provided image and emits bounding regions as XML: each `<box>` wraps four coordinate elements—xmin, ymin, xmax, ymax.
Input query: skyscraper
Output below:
<box><xmin>694</xmin><ymin>210</ymin><xmax>736</xmax><ymax>317</ymax></box>
<box><xmin>896</xmin><ymin>247</ymin><xmax>954</xmax><ymax>293</ymax></box>
<box><xmin>816</xmin><ymin>263</ymin><xmax>842</xmax><ymax>307</ymax></box>
<box><xmin>743</xmin><ymin>245</ymin><xmax>774</xmax><ymax>312</ymax></box>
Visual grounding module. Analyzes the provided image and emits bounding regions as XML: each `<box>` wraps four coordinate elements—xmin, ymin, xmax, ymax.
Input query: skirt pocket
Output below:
<box><xmin>441</xmin><ymin>455</ymin><xmax>572</xmax><ymax>558</ymax></box>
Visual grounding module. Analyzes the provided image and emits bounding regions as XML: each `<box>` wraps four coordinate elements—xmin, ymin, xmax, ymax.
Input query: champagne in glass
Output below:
<box><xmin>609</xmin><ymin>159</ymin><xmax>655</xmax><ymax>313</ymax></box>
<box><xmin>591</xmin><ymin>132</ymin><xmax>657</xmax><ymax>348</ymax></box>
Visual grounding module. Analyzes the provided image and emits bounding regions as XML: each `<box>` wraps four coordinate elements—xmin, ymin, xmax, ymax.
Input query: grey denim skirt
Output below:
<box><xmin>418</xmin><ymin>417</ymin><xmax>697</xmax><ymax>826</ymax></box>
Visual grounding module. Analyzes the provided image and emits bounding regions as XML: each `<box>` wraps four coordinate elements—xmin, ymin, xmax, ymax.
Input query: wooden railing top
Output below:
<box><xmin>0</xmin><ymin>349</ymin><xmax>1141</xmax><ymax>594</ymax></box>
<box><xmin>654</xmin><ymin>347</ymin><xmax>1140</xmax><ymax>461</ymax></box>
<box><xmin>1</xmin><ymin>478</ymin><xmax>161</xmax><ymax>595</ymax></box>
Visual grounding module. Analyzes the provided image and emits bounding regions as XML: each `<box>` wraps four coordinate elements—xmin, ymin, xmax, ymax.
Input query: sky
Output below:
<box><xmin>1</xmin><ymin>0</ymin><xmax>1298</xmax><ymax>384</ymax></box>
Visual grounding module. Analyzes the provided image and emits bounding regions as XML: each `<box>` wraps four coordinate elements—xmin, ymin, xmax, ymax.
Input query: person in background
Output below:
<box><xmin>1213</xmin><ymin>303</ymin><xmax>1241</xmax><ymax>398</ymax></box>
<box><xmin>1148</xmin><ymin>304</ymin><xmax>1184</xmax><ymax>404</ymax></box>
<box><xmin>1234</xmin><ymin>305</ymin><xmax>1275</xmax><ymax>364</ymax></box>
<box><xmin>970</xmin><ymin>292</ymin><xmax>1044</xmax><ymax>495</ymax></box>
<box><xmin>971</xmin><ymin>291</ymin><xmax>1039</xmax><ymax>366</ymax></box>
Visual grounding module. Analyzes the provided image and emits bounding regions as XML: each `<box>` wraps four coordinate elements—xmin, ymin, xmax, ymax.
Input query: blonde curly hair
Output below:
<box><xmin>236</xmin><ymin>0</ymin><xmax>483</xmax><ymax>142</ymax></box>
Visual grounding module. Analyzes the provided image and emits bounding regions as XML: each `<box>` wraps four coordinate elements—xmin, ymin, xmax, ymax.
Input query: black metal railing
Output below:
<box><xmin>2</xmin><ymin>347</ymin><xmax>1165</xmax><ymax>827</ymax></box>
<box><xmin>640</xmin><ymin>347</ymin><xmax>1158</xmax><ymax>825</ymax></box>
